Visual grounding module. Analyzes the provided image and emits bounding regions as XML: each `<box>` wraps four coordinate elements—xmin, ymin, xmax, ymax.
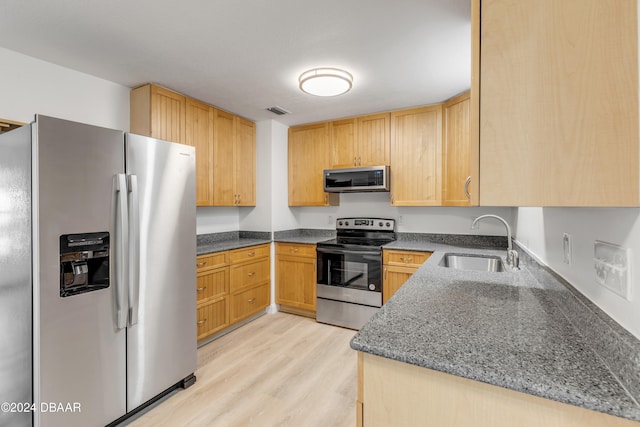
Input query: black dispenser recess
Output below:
<box><xmin>60</xmin><ymin>232</ymin><xmax>110</xmax><ymax>297</ymax></box>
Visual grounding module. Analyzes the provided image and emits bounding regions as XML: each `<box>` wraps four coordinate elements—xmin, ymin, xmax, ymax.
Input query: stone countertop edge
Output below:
<box><xmin>197</xmin><ymin>230</ymin><xmax>271</xmax><ymax>255</ymax></box>
<box><xmin>350</xmin><ymin>242</ymin><xmax>640</xmax><ymax>423</ymax></box>
<box><xmin>273</xmin><ymin>228</ymin><xmax>336</xmax><ymax>244</ymax></box>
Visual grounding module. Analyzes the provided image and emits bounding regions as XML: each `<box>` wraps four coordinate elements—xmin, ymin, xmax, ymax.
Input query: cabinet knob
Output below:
<box><xmin>247</xmin><ymin>252</ymin><xmax>255</xmax><ymax>257</ymax></box>
<box><xmin>290</xmin><ymin>247</ymin><xmax>299</xmax><ymax>253</ymax></box>
<box><xmin>248</xmin><ymin>272</ymin><xmax>255</xmax><ymax>277</ymax></box>
<box><xmin>248</xmin><ymin>298</ymin><xmax>256</xmax><ymax>304</ymax></box>
<box><xmin>196</xmin><ymin>261</ymin><xmax>206</xmax><ymax>267</ymax></box>
<box><xmin>196</xmin><ymin>287</ymin><xmax>206</xmax><ymax>292</ymax></box>
<box><xmin>197</xmin><ymin>319</ymin><xmax>207</xmax><ymax>325</ymax></box>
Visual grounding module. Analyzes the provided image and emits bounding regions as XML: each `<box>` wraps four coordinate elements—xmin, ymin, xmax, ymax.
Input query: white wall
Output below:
<box><xmin>0</xmin><ymin>47</ymin><xmax>129</xmax><ymax>130</ymax></box>
<box><xmin>293</xmin><ymin>191</ymin><xmax>515</xmax><ymax>235</ymax></box>
<box><xmin>515</xmin><ymin>208</ymin><xmax>640</xmax><ymax>339</ymax></box>
<box><xmin>270</xmin><ymin>120</ymin><xmax>298</xmax><ymax>231</ymax></box>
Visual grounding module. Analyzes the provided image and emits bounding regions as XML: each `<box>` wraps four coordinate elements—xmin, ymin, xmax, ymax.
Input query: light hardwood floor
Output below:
<box><xmin>125</xmin><ymin>312</ymin><xmax>357</xmax><ymax>427</ymax></box>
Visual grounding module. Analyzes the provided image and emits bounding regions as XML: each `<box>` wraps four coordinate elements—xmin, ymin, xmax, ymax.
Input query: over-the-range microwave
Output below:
<box><xmin>323</xmin><ymin>165</ymin><xmax>390</xmax><ymax>193</ymax></box>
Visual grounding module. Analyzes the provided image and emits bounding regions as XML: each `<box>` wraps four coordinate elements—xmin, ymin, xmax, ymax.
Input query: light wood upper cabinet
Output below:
<box><xmin>131</xmin><ymin>84</ymin><xmax>186</xmax><ymax>145</ymax></box>
<box><xmin>186</xmin><ymin>99</ymin><xmax>214</xmax><ymax>206</ymax></box>
<box><xmin>288</xmin><ymin>122</ymin><xmax>339</xmax><ymax>206</ymax></box>
<box><xmin>442</xmin><ymin>91</ymin><xmax>478</xmax><ymax>206</ymax></box>
<box><xmin>131</xmin><ymin>83</ymin><xmax>256</xmax><ymax>207</ymax></box>
<box><xmin>330</xmin><ymin>113</ymin><xmax>390</xmax><ymax>168</ymax></box>
<box><xmin>477</xmin><ymin>0</ymin><xmax>639</xmax><ymax>206</ymax></box>
<box><xmin>390</xmin><ymin>105</ymin><xmax>443</xmax><ymax>206</ymax></box>
<box><xmin>358</xmin><ymin>113</ymin><xmax>390</xmax><ymax>167</ymax></box>
<box><xmin>330</xmin><ymin>118</ymin><xmax>358</xmax><ymax>168</ymax></box>
<box><xmin>235</xmin><ymin>117</ymin><xmax>257</xmax><ymax>206</ymax></box>
<box><xmin>212</xmin><ymin>109</ymin><xmax>256</xmax><ymax>206</ymax></box>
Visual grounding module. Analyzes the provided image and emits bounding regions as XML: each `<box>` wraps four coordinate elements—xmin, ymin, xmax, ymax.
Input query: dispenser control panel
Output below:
<box><xmin>60</xmin><ymin>232</ymin><xmax>110</xmax><ymax>297</ymax></box>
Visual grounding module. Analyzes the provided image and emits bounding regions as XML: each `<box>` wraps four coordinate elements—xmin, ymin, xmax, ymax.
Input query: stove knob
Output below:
<box><xmin>345</xmin><ymin>221</ymin><xmax>350</xmax><ymax>226</ymax></box>
<box><xmin>386</xmin><ymin>222</ymin><xmax>391</xmax><ymax>227</ymax></box>
<box><xmin>379</xmin><ymin>221</ymin><xmax>383</xmax><ymax>227</ymax></box>
<box><xmin>368</xmin><ymin>284</ymin><xmax>376</xmax><ymax>291</ymax></box>
<box><xmin>338</xmin><ymin>221</ymin><xmax>343</xmax><ymax>226</ymax></box>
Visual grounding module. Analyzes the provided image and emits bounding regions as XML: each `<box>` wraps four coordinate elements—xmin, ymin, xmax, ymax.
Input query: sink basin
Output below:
<box><xmin>439</xmin><ymin>253</ymin><xmax>505</xmax><ymax>273</ymax></box>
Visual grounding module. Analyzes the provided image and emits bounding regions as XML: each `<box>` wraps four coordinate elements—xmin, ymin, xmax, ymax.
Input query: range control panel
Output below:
<box><xmin>336</xmin><ymin>217</ymin><xmax>395</xmax><ymax>231</ymax></box>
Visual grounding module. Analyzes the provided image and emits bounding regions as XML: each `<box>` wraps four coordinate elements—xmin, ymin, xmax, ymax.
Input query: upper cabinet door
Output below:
<box><xmin>390</xmin><ymin>105</ymin><xmax>443</xmax><ymax>206</ymax></box>
<box><xmin>288</xmin><ymin>122</ymin><xmax>338</xmax><ymax>206</ymax></box>
<box><xmin>330</xmin><ymin>118</ymin><xmax>358</xmax><ymax>168</ymax></box>
<box><xmin>235</xmin><ymin>117</ymin><xmax>256</xmax><ymax>206</ymax></box>
<box><xmin>186</xmin><ymin>99</ymin><xmax>214</xmax><ymax>206</ymax></box>
<box><xmin>478</xmin><ymin>0</ymin><xmax>639</xmax><ymax>206</ymax></box>
<box><xmin>213</xmin><ymin>109</ymin><xmax>236</xmax><ymax>206</ymax></box>
<box><xmin>442</xmin><ymin>92</ymin><xmax>477</xmax><ymax>206</ymax></box>
<box><xmin>150</xmin><ymin>85</ymin><xmax>186</xmax><ymax>145</ymax></box>
<box><xmin>357</xmin><ymin>113</ymin><xmax>390</xmax><ymax>167</ymax></box>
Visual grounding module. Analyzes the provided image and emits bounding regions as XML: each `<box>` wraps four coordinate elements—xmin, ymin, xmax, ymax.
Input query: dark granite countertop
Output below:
<box><xmin>351</xmin><ymin>241</ymin><xmax>640</xmax><ymax>422</ymax></box>
<box><xmin>273</xmin><ymin>228</ymin><xmax>336</xmax><ymax>245</ymax></box>
<box><xmin>197</xmin><ymin>231</ymin><xmax>271</xmax><ymax>255</ymax></box>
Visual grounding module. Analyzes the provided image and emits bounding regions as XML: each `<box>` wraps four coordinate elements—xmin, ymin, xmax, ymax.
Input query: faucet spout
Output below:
<box><xmin>471</xmin><ymin>214</ymin><xmax>518</xmax><ymax>269</ymax></box>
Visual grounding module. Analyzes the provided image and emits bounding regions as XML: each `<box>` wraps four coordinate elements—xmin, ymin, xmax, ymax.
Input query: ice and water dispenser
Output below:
<box><xmin>60</xmin><ymin>232</ymin><xmax>110</xmax><ymax>297</ymax></box>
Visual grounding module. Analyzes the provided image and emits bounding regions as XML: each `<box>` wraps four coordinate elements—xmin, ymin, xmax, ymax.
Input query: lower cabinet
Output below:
<box><xmin>382</xmin><ymin>249</ymin><xmax>431</xmax><ymax>303</ymax></box>
<box><xmin>196</xmin><ymin>243</ymin><xmax>270</xmax><ymax>342</ymax></box>
<box><xmin>357</xmin><ymin>352</ymin><xmax>638</xmax><ymax>427</ymax></box>
<box><xmin>275</xmin><ymin>242</ymin><xmax>317</xmax><ymax>316</ymax></box>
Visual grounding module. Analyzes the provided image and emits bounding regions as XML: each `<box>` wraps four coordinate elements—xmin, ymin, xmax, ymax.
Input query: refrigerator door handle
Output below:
<box><xmin>128</xmin><ymin>174</ymin><xmax>140</xmax><ymax>326</ymax></box>
<box><xmin>114</xmin><ymin>174</ymin><xmax>129</xmax><ymax>330</ymax></box>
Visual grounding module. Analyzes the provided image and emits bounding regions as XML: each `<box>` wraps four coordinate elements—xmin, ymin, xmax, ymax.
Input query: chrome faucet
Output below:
<box><xmin>471</xmin><ymin>214</ymin><xmax>519</xmax><ymax>269</ymax></box>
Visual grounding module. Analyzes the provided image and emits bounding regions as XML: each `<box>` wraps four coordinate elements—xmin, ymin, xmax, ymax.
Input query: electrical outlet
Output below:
<box><xmin>398</xmin><ymin>215</ymin><xmax>404</xmax><ymax>225</ymax></box>
<box><xmin>594</xmin><ymin>241</ymin><xmax>631</xmax><ymax>300</ymax></box>
<box><xmin>563</xmin><ymin>233</ymin><xmax>572</xmax><ymax>265</ymax></box>
<box><xmin>328</xmin><ymin>215</ymin><xmax>334</xmax><ymax>225</ymax></box>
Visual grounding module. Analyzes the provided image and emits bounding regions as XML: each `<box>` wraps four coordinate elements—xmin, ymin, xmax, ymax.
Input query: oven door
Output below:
<box><xmin>316</xmin><ymin>246</ymin><xmax>382</xmax><ymax>307</ymax></box>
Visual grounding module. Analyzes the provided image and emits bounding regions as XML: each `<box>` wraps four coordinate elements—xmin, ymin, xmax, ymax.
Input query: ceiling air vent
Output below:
<box><xmin>266</xmin><ymin>106</ymin><xmax>290</xmax><ymax>116</ymax></box>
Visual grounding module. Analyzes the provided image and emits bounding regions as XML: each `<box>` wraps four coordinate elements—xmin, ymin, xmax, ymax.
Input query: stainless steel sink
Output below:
<box><xmin>439</xmin><ymin>253</ymin><xmax>505</xmax><ymax>273</ymax></box>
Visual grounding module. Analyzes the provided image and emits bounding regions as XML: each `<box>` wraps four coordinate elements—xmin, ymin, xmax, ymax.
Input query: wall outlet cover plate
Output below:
<box><xmin>593</xmin><ymin>240</ymin><xmax>631</xmax><ymax>300</ymax></box>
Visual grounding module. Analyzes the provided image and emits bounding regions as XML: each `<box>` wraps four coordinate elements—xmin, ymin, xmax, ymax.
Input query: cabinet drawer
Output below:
<box><xmin>230</xmin><ymin>283</ymin><xmax>269</xmax><ymax>323</ymax></box>
<box><xmin>230</xmin><ymin>258</ymin><xmax>270</xmax><ymax>293</ymax></box>
<box><xmin>196</xmin><ymin>252</ymin><xmax>229</xmax><ymax>272</ymax></box>
<box><xmin>275</xmin><ymin>242</ymin><xmax>316</xmax><ymax>258</ymax></box>
<box><xmin>197</xmin><ymin>267</ymin><xmax>229</xmax><ymax>303</ymax></box>
<box><xmin>197</xmin><ymin>297</ymin><xmax>228</xmax><ymax>340</ymax></box>
<box><xmin>383</xmin><ymin>250</ymin><xmax>431</xmax><ymax>267</ymax></box>
<box><xmin>229</xmin><ymin>244</ymin><xmax>270</xmax><ymax>264</ymax></box>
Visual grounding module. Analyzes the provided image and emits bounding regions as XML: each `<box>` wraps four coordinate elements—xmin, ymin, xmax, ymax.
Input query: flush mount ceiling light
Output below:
<box><xmin>299</xmin><ymin>68</ymin><xmax>353</xmax><ymax>97</ymax></box>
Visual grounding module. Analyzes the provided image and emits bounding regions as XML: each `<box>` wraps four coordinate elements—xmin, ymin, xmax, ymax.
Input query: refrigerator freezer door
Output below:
<box><xmin>0</xmin><ymin>125</ymin><xmax>32</xmax><ymax>427</ymax></box>
<box><xmin>36</xmin><ymin>116</ymin><xmax>127</xmax><ymax>427</ymax></box>
<box><xmin>125</xmin><ymin>134</ymin><xmax>197</xmax><ymax>410</ymax></box>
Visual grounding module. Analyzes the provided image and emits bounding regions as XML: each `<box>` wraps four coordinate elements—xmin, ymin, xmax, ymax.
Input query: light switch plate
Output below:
<box><xmin>594</xmin><ymin>241</ymin><xmax>631</xmax><ymax>300</ymax></box>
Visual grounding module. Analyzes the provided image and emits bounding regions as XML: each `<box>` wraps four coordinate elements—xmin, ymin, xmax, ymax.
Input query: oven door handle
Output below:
<box><xmin>316</xmin><ymin>247</ymin><xmax>381</xmax><ymax>257</ymax></box>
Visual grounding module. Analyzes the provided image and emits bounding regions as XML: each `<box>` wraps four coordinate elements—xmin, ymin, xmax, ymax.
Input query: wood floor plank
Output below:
<box><xmin>125</xmin><ymin>312</ymin><xmax>357</xmax><ymax>427</ymax></box>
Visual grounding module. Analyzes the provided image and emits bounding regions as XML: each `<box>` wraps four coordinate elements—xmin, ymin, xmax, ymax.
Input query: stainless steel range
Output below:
<box><xmin>316</xmin><ymin>218</ymin><xmax>396</xmax><ymax>330</ymax></box>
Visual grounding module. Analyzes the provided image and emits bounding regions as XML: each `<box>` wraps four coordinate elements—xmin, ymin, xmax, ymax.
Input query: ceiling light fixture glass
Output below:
<box><xmin>299</xmin><ymin>68</ymin><xmax>353</xmax><ymax>97</ymax></box>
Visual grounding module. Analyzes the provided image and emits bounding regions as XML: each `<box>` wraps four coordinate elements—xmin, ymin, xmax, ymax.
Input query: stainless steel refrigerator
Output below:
<box><xmin>0</xmin><ymin>115</ymin><xmax>197</xmax><ymax>427</ymax></box>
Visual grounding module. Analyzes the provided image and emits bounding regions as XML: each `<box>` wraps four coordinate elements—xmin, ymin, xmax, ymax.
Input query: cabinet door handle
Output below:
<box><xmin>354</xmin><ymin>157</ymin><xmax>357</xmax><ymax>166</ymax></box>
<box><xmin>358</xmin><ymin>156</ymin><xmax>361</xmax><ymax>166</ymax></box>
<box><xmin>248</xmin><ymin>272</ymin><xmax>255</xmax><ymax>277</ymax></box>
<box><xmin>290</xmin><ymin>247</ymin><xmax>299</xmax><ymax>253</ymax></box>
<box><xmin>399</xmin><ymin>257</ymin><xmax>413</xmax><ymax>263</ymax></box>
<box><xmin>384</xmin><ymin>267</ymin><xmax>387</xmax><ymax>280</ymax></box>
<box><xmin>196</xmin><ymin>287</ymin><xmax>206</xmax><ymax>292</ymax></box>
<box><xmin>464</xmin><ymin>176</ymin><xmax>472</xmax><ymax>202</ymax></box>
<box><xmin>248</xmin><ymin>298</ymin><xmax>256</xmax><ymax>304</ymax></box>
<box><xmin>197</xmin><ymin>319</ymin><xmax>207</xmax><ymax>325</ymax></box>
<box><xmin>196</xmin><ymin>261</ymin><xmax>206</xmax><ymax>267</ymax></box>
<box><xmin>247</xmin><ymin>252</ymin><xmax>255</xmax><ymax>257</ymax></box>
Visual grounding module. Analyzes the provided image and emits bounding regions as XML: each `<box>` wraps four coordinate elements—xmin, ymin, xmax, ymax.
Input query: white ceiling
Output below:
<box><xmin>0</xmin><ymin>0</ymin><xmax>471</xmax><ymax>126</ymax></box>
